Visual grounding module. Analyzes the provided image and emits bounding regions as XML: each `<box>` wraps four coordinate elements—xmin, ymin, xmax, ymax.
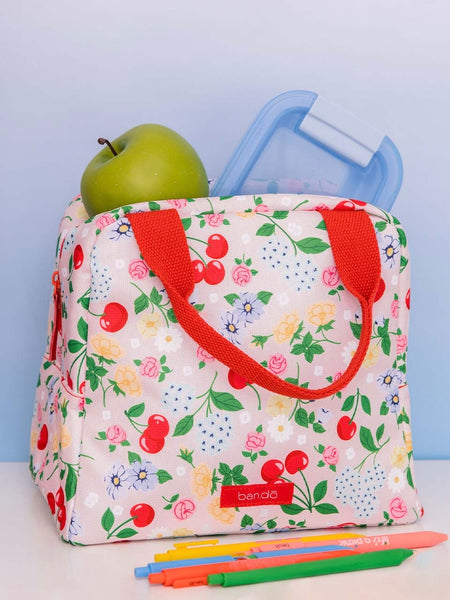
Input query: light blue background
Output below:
<box><xmin>1</xmin><ymin>1</ymin><xmax>449</xmax><ymax>461</ymax></box>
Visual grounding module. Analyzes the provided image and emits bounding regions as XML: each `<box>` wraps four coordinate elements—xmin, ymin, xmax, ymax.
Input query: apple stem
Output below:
<box><xmin>97</xmin><ymin>137</ymin><xmax>118</xmax><ymax>156</ymax></box>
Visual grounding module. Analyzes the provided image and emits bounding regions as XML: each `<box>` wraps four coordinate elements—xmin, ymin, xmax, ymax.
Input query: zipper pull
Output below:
<box><xmin>49</xmin><ymin>270</ymin><xmax>62</xmax><ymax>360</ymax></box>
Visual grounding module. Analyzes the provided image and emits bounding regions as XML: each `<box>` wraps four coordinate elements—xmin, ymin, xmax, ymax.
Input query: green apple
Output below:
<box><xmin>80</xmin><ymin>124</ymin><xmax>209</xmax><ymax>216</ymax></box>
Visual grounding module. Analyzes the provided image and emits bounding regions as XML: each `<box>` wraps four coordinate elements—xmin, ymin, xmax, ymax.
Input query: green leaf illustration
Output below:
<box><xmin>315</xmin><ymin>503</ymin><xmax>339</xmax><ymax>514</ymax></box>
<box><xmin>256</xmin><ymin>223</ymin><xmax>275</xmax><ymax>236</ymax></box>
<box><xmin>376</xmin><ymin>424</ymin><xmax>385</xmax><ymax>443</ymax></box>
<box><xmin>295</xmin><ymin>237</ymin><xmax>330</xmax><ymax>254</ymax></box>
<box><xmin>115</xmin><ymin>528</ymin><xmax>138</xmax><ymax>539</ymax></box>
<box><xmin>313</xmin><ymin>480</ymin><xmax>328</xmax><ymax>503</ymax></box>
<box><xmin>157</xmin><ymin>469</ymin><xmax>173</xmax><ymax>484</ymax></box>
<box><xmin>350</xmin><ymin>321</ymin><xmax>362</xmax><ymax>340</ymax></box>
<box><xmin>126</xmin><ymin>403</ymin><xmax>145</xmax><ymax>418</ymax></box>
<box><xmin>281</xmin><ymin>504</ymin><xmax>305</xmax><ymax>515</ymax></box>
<box><xmin>272</xmin><ymin>211</ymin><xmax>289</xmax><ymax>220</ymax></box>
<box><xmin>65</xmin><ymin>465</ymin><xmax>77</xmax><ymax>502</ymax></box>
<box><xmin>101</xmin><ymin>508</ymin><xmax>114</xmax><ymax>532</ymax></box>
<box><xmin>241</xmin><ymin>514</ymin><xmax>254</xmax><ymax>528</ymax></box>
<box><xmin>134</xmin><ymin>293</ymin><xmax>150</xmax><ymax>314</ymax></box>
<box><xmin>150</xmin><ymin>287</ymin><xmax>162</xmax><ymax>305</ymax></box>
<box><xmin>295</xmin><ymin>407</ymin><xmax>309</xmax><ymax>428</ymax></box>
<box><xmin>211</xmin><ymin>391</ymin><xmax>244</xmax><ymax>412</ymax></box>
<box><xmin>257</xmin><ymin>290</ymin><xmax>273</xmax><ymax>305</ymax></box>
<box><xmin>128</xmin><ymin>451</ymin><xmax>141</xmax><ymax>465</ymax></box>
<box><xmin>359</xmin><ymin>426</ymin><xmax>377</xmax><ymax>452</ymax></box>
<box><xmin>224</xmin><ymin>293</ymin><xmax>240</xmax><ymax>306</ymax></box>
<box><xmin>341</xmin><ymin>395</ymin><xmax>355</xmax><ymax>411</ymax></box>
<box><xmin>77</xmin><ymin>317</ymin><xmax>88</xmax><ymax>342</ymax></box>
<box><xmin>181</xmin><ymin>217</ymin><xmax>192</xmax><ymax>231</ymax></box>
<box><xmin>68</xmin><ymin>339</ymin><xmax>84</xmax><ymax>353</ymax></box>
<box><xmin>361</xmin><ymin>395</ymin><xmax>371</xmax><ymax>415</ymax></box>
<box><xmin>173</xmin><ymin>415</ymin><xmax>194</xmax><ymax>437</ymax></box>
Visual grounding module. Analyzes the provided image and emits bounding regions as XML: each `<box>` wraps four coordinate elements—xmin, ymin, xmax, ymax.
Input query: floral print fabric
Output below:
<box><xmin>30</xmin><ymin>193</ymin><xmax>422</xmax><ymax>545</ymax></box>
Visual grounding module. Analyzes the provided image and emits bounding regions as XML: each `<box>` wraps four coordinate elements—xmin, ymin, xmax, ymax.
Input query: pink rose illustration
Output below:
<box><xmin>95</xmin><ymin>214</ymin><xmax>115</xmax><ymax>230</ymax></box>
<box><xmin>197</xmin><ymin>346</ymin><xmax>215</xmax><ymax>363</ymax></box>
<box><xmin>245</xmin><ymin>431</ymin><xmax>266</xmax><ymax>451</ymax></box>
<box><xmin>255</xmin><ymin>204</ymin><xmax>270</xmax><ymax>213</ymax></box>
<box><xmin>323</xmin><ymin>445</ymin><xmax>339</xmax><ymax>466</ymax></box>
<box><xmin>78</xmin><ymin>397</ymin><xmax>85</xmax><ymax>412</ymax></box>
<box><xmin>174</xmin><ymin>499</ymin><xmax>196</xmax><ymax>520</ymax></box>
<box><xmin>397</xmin><ymin>334</ymin><xmax>408</xmax><ymax>354</ymax></box>
<box><xmin>140</xmin><ymin>356</ymin><xmax>160</xmax><ymax>379</ymax></box>
<box><xmin>232</xmin><ymin>264</ymin><xmax>252</xmax><ymax>286</ymax></box>
<box><xmin>129</xmin><ymin>259</ymin><xmax>149</xmax><ymax>280</ymax></box>
<box><xmin>168</xmin><ymin>199</ymin><xmax>188</xmax><ymax>209</ymax></box>
<box><xmin>390</xmin><ymin>496</ymin><xmax>407</xmax><ymax>519</ymax></box>
<box><xmin>391</xmin><ymin>300</ymin><xmax>399</xmax><ymax>319</ymax></box>
<box><xmin>333</xmin><ymin>371</ymin><xmax>343</xmax><ymax>382</ymax></box>
<box><xmin>106</xmin><ymin>425</ymin><xmax>127</xmax><ymax>444</ymax></box>
<box><xmin>268</xmin><ymin>353</ymin><xmax>288</xmax><ymax>376</ymax></box>
<box><xmin>322</xmin><ymin>266</ymin><xmax>340</xmax><ymax>288</ymax></box>
<box><xmin>204</xmin><ymin>214</ymin><xmax>224</xmax><ymax>227</ymax></box>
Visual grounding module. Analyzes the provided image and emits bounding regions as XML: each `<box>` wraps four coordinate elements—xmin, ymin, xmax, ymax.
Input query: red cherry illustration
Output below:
<box><xmin>261</xmin><ymin>459</ymin><xmax>285</xmax><ymax>483</ymax></box>
<box><xmin>57</xmin><ymin>505</ymin><xmax>67</xmax><ymax>531</ymax></box>
<box><xmin>285</xmin><ymin>450</ymin><xmax>309</xmax><ymax>474</ymax></box>
<box><xmin>228</xmin><ymin>369</ymin><xmax>247</xmax><ymax>390</ymax></box>
<box><xmin>337</xmin><ymin>416</ymin><xmax>357</xmax><ymax>440</ymax></box>
<box><xmin>405</xmin><ymin>288</ymin><xmax>411</xmax><ymax>310</ymax></box>
<box><xmin>139</xmin><ymin>431</ymin><xmax>165</xmax><ymax>454</ymax></box>
<box><xmin>47</xmin><ymin>492</ymin><xmax>56</xmax><ymax>515</ymax></box>
<box><xmin>55</xmin><ymin>486</ymin><xmax>65</xmax><ymax>508</ymax></box>
<box><xmin>206</xmin><ymin>234</ymin><xmax>229</xmax><ymax>259</ymax></box>
<box><xmin>37</xmin><ymin>424</ymin><xmax>48</xmax><ymax>450</ymax></box>
<box><xmin>335</xmin><ymin>200</ymin><xmax>356</xmax><ymax>211</ymax></box>
<box><xmin>146</xmin><ymin>414</ymin><xmax>169</xmax><ymax>440</ymax></box>
<box><xmin>130</xmin><ymin>503</ymin><xmax>155</xmax><ymax>527</ymax></box>
<box><xmin>66</xmin><ymin>371</ymin><xmax>74</xmax><ymax>391</ymax></box>
<box><xmin>374</xmin><ymin>278</ymin><xmax>385</xmax><ymax>302</ymax></box>
<box><xmin>73</xmin><ymin>245</ymin><xmax>84</xmax><ymax>270</ymax></box>
<box><xmin>100</xmin><ymin>302</ymin><xmax>128</xmax><ymax>333</ymax></box>
<box><xmin>79</xmin><ymin>381</ymin><xmax>86</xmax><ymax>395</ymax></box>
<box><xmin>192</xmin><ymin>260</ymin><xmax>205</xmax><ymax>283</ymax></box>
<box><xmin>203</xmin><ymin>260</ymin><xmax>225</xmax><ymax>285</ymax></box>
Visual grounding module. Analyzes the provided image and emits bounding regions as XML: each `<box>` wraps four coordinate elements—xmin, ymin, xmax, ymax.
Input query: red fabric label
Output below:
<box><xmin>220</xmin><ymin>482</ymin><xmax>294</xmax><ymax>508</ymax></box>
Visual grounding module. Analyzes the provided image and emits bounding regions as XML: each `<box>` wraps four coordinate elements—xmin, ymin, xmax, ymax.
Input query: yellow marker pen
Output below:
<box><xmin>154</xmin><ymin>533</ymin><xmax>367</xmax><ymax>561</ymax></box>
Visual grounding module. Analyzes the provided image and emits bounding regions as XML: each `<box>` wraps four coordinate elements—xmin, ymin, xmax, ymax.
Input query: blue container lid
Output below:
<box><xmin>211</xmin><ymin>91</ymin><xmax>403</xmax><ymax>211</ymax></box>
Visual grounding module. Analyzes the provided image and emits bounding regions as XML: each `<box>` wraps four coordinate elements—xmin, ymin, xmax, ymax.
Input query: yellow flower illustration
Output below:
<box><xmin>307</xmin><ymin>303</ymin><xmax>336</xmax><ymax>327</ymax></box>
<box><xmin>172</xmin><ymin>528</ymin><xmax>194</xmax><ymax>537</ymax></box>
<box><xmin>273</xmin><ymin>311</ymin><xmax>300</xmax><ymax>344</ymax></box>
<box><xmin>391</xmin><ymin>446</ymin><xmax>408</xmax><ymax>469</ymax></box>
<box><xmin>137</xmin><ymin>312</ymin><xmax>162</xmax><ymax>339</ymax></box>
<box><xmin>59</xmin><ymin>425</ymin><xmax>72</xmax><ymax>449</ymax></box>
<box><xmin>114</xmin><ymin>365</ymin><xmax>142</xmax><ymax>397</ymax></box>
<box><xmin>208</xmin><ymin>498</ymin><xmax>236</xmax><ymax>525</ymax></box>
<box><xmin>91</xmin><ymin>334</ymin><xmax>124</xmax><ymax>361</ymax></box>
<box><xmin>76</xmin><ymin>203</ymin><xmax>89</xmax><ymax>220</ymax></box>
<box><xmin>362</xmin><ymin>343</ymin><xmax>380</xmax><ymax>368</ymax></box>
<box><xmin>30</xmin><ymin>430</ymin><xmax>38</xmax><ymax>450</ymax></box>
<box><xmin>266</xmin><ymin>394</ymin><xmax>294</xmax><ymax>417</ymax></box>
<box><xmin>191</xmin><ymin>463</ymin><xmax>213</xmax><ymax>500</ymax></box>
<box><xmin>52</xmin><ymin>431</ymin><xmax>60</xmax><ymax>453</ymax></box>
<box><xmin>404</xmin><ymin>431</ymin><xmax>413</xmax><ymax>454</ymax></box>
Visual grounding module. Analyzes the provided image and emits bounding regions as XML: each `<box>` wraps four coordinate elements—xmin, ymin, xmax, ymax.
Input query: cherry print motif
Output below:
<box><xmin>47</xmin><ymin>492</ymin><xmax>56</xmax><ymax>515</ymax></box>
<box><xmin>227</xmin><ymin>369</ymin><xmax>247</xmax><ymax>390</ymax></box>
<box><xmin>284</xmin><ymin>450</ymin><xmax>309</xmax><ymax>474</ymax></box>
<box><xmin>192</xmin><ymin>260</ymin><xmax>205</xmax><ymax>283</ymax></box>
<box><xmin>57</xmin><ymin>505</ymin><xmax>66</xmax><ymax>531</ymax></box>
<box><xmin>405</xmin><ymin>288</ymin><xmax>411</xmax><ymax>310</ymax></box>
<box><xmin>206</xmin><ymin>234</ymin><xmax>229</xmax><ymax>259</ymax></box>
<box><xmin>261</xmin><ymin>459</ymin><xmax>285</xmax><ymax>483</ymax></box>
<box><xmin>55</xmin><ymin>486</ymin><xmax>65</xmax><ymax>508</ymax></box>
<box><xmin>100</xmin><ymin>302</ymin><xmax>128</xmax><ymax>332</ymax></box>
<box><xmin>337</xmin><ymin>415</ymin><xmax>357</xmax><ymax>440</ymax></box>
<box><xmin>73</xmin><ymin>245</ymin><xmax>84</xmax><ymax>270</ymax></box>
<box><xmin>37</xmin><ymin>424</ymin><xmax>48</xmax><ymax>450</ymax></box>
<box><xmin>130</xmin><ymin>503</ymin><xmax>155</xmax><ymax>527</ymax></box>
<box><xmin>139</xmin><ymin>431</ymin><xmax>165</xmax><ymax>454</ymax></box>
<box><xmin>146</xmin><ymin>414</ymin><xmax>170</xmax><ymax>440</ymax></box>
<box><xmin>203</xmin><ymin>260</ymin><xmax>225</xmax><ymax>285</ymax></box>
<box><xmin>334</xmin><ymin>200</ymin><xmax>356</xmax><ymax>211</ymax></box>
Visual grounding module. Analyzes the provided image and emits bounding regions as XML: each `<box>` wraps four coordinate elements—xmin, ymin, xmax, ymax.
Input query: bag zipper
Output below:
<box><xmin>49</xmin><ymin>270</ymin><xmax>62</xmax><ymax>361</ymax></box>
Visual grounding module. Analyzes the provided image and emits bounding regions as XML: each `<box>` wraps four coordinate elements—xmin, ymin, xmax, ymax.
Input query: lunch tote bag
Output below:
<box><xmin>30</xmin><ymin>193</ymin><xmax>422</xmax><ymax>544</ymax></box>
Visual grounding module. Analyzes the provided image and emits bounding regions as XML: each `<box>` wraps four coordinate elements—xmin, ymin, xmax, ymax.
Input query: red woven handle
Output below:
<box><xmin>128</xmin><ymin>207</ymin><xmax>380</xmax><ymax>401</ymax></box>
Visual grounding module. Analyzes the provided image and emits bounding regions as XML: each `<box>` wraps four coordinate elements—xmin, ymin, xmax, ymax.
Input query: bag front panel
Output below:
<box><xmin>31</xmin><ymin>194</ymin><xmax>422</xmax><ymax>544</ymax></box>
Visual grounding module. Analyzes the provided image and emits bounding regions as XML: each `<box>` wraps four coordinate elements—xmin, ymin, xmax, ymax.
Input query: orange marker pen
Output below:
<box><xmin>149</xmin><ymin>549</ymin><xmax>357</xmax><ymax>587</ymax></box>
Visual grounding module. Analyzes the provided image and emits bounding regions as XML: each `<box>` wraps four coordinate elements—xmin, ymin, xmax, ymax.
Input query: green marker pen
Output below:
<box><xmin>207</xmin><ymin>548</ymin><xmax>413</xmax><ymax>587</ymax></box>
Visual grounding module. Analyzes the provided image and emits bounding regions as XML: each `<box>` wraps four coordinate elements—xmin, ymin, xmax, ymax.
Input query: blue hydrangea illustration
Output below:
<box><xmin>162</xmin><ymin>383</ymin><xmax>195</xmax><ymax>415</ymax></box>
<box><xmin>197</xmin><ymin>411</ymin><xmax>233</xmax><ymax>455</ymax></box>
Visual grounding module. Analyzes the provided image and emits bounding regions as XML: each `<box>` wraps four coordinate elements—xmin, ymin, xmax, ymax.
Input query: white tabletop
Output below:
<box><xmin>1</xmin><ymin>460</ymin><xmax>449</xmax><ymax>599</ymax></box>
